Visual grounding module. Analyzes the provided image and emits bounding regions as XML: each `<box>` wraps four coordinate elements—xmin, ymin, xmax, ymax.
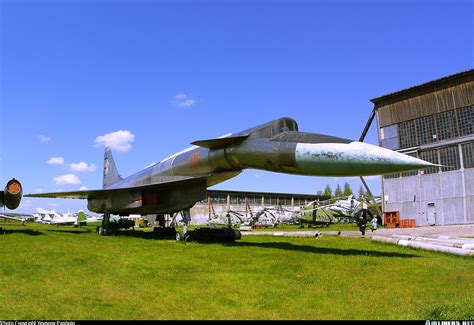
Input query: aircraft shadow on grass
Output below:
<box><xmin>102</xmin><ymin>230</ymin><xmax>419</xmax><ymax>257</ymax></box>
<box><xmin>226</xmin><ymin>241</ymin><xmax>420</xmax><ymax>258</ymax></box>
<box><xmin>0</xmin><ymin>228</ymin><xmax>44</xmax><ymax>236</ymax></box>
<box><xmin>46</xmin><ymin>229</ymin><xmax>93</xmax><ymax>235</ymax></box>
<box><xmin>113</xmin><ymin>229</ymin><xmax>170</xmax><ymax>240</ymax></box>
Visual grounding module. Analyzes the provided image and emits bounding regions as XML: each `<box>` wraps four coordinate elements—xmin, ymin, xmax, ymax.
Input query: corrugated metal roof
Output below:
<box><xmin>371</xmin><ymin>69</ymin><xmax>474</xmax><ymax>105</ymax></box>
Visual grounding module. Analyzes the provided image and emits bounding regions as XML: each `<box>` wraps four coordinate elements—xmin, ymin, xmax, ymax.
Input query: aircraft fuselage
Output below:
<box><xmin>87</xmin><ymin>117</ymin><xmax>435</xmax><ymax>215</ymax></box>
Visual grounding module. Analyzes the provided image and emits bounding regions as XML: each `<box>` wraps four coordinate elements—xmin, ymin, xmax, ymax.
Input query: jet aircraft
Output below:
<box><xmin>33</xmin><ymin>208</ymin><xmax>78</xmax><ymax>225</ymax></box>
<box><xmin>21</xmin><ymin>117</ymin><xmax>437</xmax><ymax>240</ymax></box>
<box><xmin>0</xmin><ymin>212</ymin><xmax>35</xmax><ymax>224</ymax></box>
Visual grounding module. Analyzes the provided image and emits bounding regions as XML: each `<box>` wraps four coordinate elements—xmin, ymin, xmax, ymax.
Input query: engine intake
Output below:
<box><xmin>0</xmin><ymin>178</ymin><xmax>22</xmax><ymax>210</ymax></box>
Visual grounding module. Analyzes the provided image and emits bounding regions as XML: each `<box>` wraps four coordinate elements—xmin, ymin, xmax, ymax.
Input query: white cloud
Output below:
<box><xmin>79</xmin><ymin>186</ymin><xmax>88</xmax><ymax>191</ymax></box>
<box><xmin>174</xmin><ymin>93</ymin><xmax>196</xmax><ymax>108</ymax></box>
<box><xmin>70</xmin><ymin>161</ymin><xmax>96</xmax><ymax>172</ymax></box>
<box><xmin>94</xmin><ymin>130</ymin><xmax>135</xmax><ymax>152</ymax></box>
<box><xmin>47</xmin><ymin>156</ymin><xmax>64</xmax><ymax>165</ymax></box>
<box><xmin>37</xmin><ymin>134</ymin><xmax>51</xmax><ymax>142</ymax></box>
<box><xmin>35</xmin><ymin>188</ymin><xmax>44</xmax><ymax>193</ymax></box>
<box><xmin>52</xmin><ymin>174</ymin><xmax>81</xmax><ymax>186</ymax></box>
<box><xmin>20</xmin><ymin>199</ymin><xmax>32</xmax><ymax>208</ymax></box>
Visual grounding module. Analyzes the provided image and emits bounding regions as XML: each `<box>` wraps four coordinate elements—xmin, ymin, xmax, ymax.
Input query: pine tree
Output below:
<box><xmin>334</xmin><ymin>184</ymin><xmax>343</xmax><ymax>198</ymax></box>
<box><xmin>358</xmin><ymin>185</ymin><xmax>366</xmax><ymax>201</ymax></box>
<box><xmin>323</xmin><ymin>184</ymin><xmax>332</xmax><ymax>197</ymax></box>
<box><xmin>343</xmin><ymin>182</ymin><xmax>353</xmax><ymax>197</ymax></box>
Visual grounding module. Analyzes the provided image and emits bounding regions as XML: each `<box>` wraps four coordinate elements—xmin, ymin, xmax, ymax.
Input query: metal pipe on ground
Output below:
<box><xmin>398</xmin><ymin>239</ymin><xmax>474</xmax><ymax>256</ymax></box>
<box><xmin>241</xmin><ymin>231</ymin><xmax>321</xmax><ymax>237</ymax></box>
<box><xmin>372</xmin><ymin>236</ymin><xmax>400</xmax><ymax>245</ymax></box>
<box><xmin>390</xmin><ymin>235</ymin><xmax>474</xmax><ymax>249</ymax></box>
<box><xmin>412</xmin><ymin>238</ymin><xmax>471</xmax><ymax>249</ymax></box>
<box><xmin>414</xmin><ymin>236</ymin><xmax>474</xmax><ymax>245</ymax></box>
<box><xmin>461</xmin><ymin>243</ymin><xmax>474</xmax><ymax>250</ymax></box>
<box><xmin>390</xmin><ymin>234</ymin><xmax>415</xmax><ymax>240</ymax></box>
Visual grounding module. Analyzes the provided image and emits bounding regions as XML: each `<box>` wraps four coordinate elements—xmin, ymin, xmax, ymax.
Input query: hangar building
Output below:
<box><xmin>144</xmin><ymin>189</ymin><xmax>327</xmax><ymax>226</ymax></box>
<box><xmin>371</xmin><ymin>69</ymin><xmax>473</xmax><ymax>226</ymax></box>
<box><xmin>190</xmin><ymin>189</ymin><xmax>327</xmax><ymax>225</ymax></box>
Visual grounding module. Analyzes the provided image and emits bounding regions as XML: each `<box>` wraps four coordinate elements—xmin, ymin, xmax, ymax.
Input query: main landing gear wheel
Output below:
<box><xmin>154</xmin><ymin>227</ymin><xmax>177</xmax><ymax>238</ymax></box>
<box><xmin>98</xmin><ymin>226</ymin><xmax>109</xmax><ymax>236</ymax></box>
<box><xmin>175</xmin><ymin>230</ymin><xmax>191</xmax><ymax>242</ymax></box>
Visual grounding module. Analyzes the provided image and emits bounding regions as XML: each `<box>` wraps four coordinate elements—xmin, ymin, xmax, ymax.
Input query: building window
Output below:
<box><xmin>394</xmin><ymin>106</ymin><xmax>472</xmax><ymax>149</ymax></box>
<box><xmin>380</xmin><ymin>124</ymin><xmax>399</xmax><ymax>150</ymax></box>
<box><xmin>435</xmin><ymin>111</ymin><xmax>458</xmax><ymax>141</ymax></box>
<box><xmin>419</xmin><ymin>149</ymin><xmax>439</xmax><ymax>174</ymax></box>
<box><xmin>439</xmin><ymin>145</ymin><xmax>461</xmax><ymax>171</ymax></box>
<box><xmin>383</xmin><ymin>173</ymin><xmax>400</xmax><ymax>179</ymax></box>
<box><xmin>457</xmin><ymin>106</ymin><xmax>473</xmax><ymax>137</ymax></box>
<box><xmin>416</xmin><ymin>115</ymin><xmax>437</xmax><ymax>145</ymax></box>
<box><xmin>399</xmin><ymin>120</ymin><xmax>418</xmax><ymax>148</ymax></box>
<box><xmin>462</xmin><ymin>142</ymin><xmax>474</xmax><ymax>168</ymax></box>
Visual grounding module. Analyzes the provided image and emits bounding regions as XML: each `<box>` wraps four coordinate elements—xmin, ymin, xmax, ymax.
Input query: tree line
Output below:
<box><xmin>317</xmin><ymin>182</ymin><xmax>367</xmax><ymax>200</ymax></box>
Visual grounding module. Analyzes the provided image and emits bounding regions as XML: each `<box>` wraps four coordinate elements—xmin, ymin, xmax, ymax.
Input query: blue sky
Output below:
<box><xmin>1</xmin><ymin>0</ymin><xmax>472</xmax><ymax>214</ymax></box>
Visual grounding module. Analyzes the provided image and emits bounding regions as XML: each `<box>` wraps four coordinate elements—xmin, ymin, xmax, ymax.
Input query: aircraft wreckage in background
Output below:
<box><xmin>21</xmin><ymin>117</ymin><xmax>436</xmax><ymax>241</ymax></box>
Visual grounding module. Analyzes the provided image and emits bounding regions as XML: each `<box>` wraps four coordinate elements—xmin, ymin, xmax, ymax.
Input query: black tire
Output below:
<box><xmin>153</xmin><ymin>227</ymin><xmax>162</xmax><ymax>236</ymax></box>
<box><xmin>98</xmin><ymin>226</ymin><xmax>106</xmax><ymax>236</ymax></box>
<box><xmin>182</xmin><ymin>233</ymin><xmax>191</xmax><ymax>242</ymax></box>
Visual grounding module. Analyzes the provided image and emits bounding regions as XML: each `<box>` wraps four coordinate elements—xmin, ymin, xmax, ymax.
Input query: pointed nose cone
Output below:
<box><xmin>295</xmin><ymin>141</ymin><xmax>437</xmax><ymax>177</ymax></box>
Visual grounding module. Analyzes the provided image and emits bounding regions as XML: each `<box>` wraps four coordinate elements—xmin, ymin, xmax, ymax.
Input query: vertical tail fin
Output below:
<box><xmin>103</xmin><ymin>146</ymin><xmax>123</xmax><ymax>189</ymax></box>
<box><xmin>76</xmin><ymin>210</ymin><xmax>87</xmax><ymax>226</ymax></box>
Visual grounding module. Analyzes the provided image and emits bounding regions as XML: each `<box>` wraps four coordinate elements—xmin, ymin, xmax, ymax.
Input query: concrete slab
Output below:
<box><xmin>241</xmin><ymin>224</ymin><xmax>474</xmax><ymax>256</ymax></box>
<box><xmin>242</xmin><ymin>224</ymin><xmax>474</xmax><ymax>240</ymax></box>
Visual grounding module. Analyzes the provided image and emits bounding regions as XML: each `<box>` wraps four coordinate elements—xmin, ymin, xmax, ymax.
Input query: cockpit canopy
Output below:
<box><xmin>235</xmin><ymin>117</ymin><xmax>299</xmax><ymax>139</ymax></box>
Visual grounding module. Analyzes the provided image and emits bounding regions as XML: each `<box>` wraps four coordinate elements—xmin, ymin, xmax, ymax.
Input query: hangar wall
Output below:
<box><xmin>190</xmin><ymin>189</ymin><xmax>324</xmax><ymax>225</ymax></box>
<box><xmin>372</xmin><ymin>69</ymin><xmax>474</xmax><ymax>226</ymax></box>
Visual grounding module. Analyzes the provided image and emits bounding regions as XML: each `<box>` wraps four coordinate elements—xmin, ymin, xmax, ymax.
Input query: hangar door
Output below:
<box><xmin>426</xmin><ymin>203</ymin><xmax>436</xmax><ymax>225</ymax></box>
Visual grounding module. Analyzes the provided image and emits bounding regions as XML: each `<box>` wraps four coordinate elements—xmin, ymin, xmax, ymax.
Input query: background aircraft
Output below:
<box><xmin>325</xmin><ymin>195</ymin><xmax>361</xmax><ymax>215</ymax></box>
<box><xmin>74</xmin><ymin>210</ymin><xmax>102</xmax><ymax>227</ymax></box>
<box><xmin>33</xmin><ymin>208</ymin><xmax>77</xmax><ymax>225</ymax></box>
<box><xmin>25</xmin><ymin>117</ymin><xmax>436</xmax><ymax>240</ymax></box>
<box><xmin>295</xmin><ymin>201</ymin><xmax>340</xmax><ymax>227</ymax></box>
<box><xmin>0</xmin><ymin>212</ymin><xmax>35</xmax><ymax>224</ymax></box>
<box><xmin>74</xmin><ymin>210</ymin><xmax>134</xmax><ymax>232</ymax></box>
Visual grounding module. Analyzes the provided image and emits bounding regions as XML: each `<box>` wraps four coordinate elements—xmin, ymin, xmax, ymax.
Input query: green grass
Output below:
<box><xmin>0</xmin><ymin>221</ymin><xmax>473</xmax><ymax>320</ymax></box>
